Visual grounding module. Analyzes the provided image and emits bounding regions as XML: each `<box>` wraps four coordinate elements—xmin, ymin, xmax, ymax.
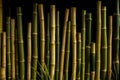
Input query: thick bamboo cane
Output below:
<box><xmin>59</xmin><ymin>9</ymin><xmax>69</xmax><ymax>80</ymax></box>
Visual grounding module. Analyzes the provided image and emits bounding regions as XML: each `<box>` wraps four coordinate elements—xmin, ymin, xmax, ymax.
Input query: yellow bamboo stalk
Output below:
<box><xmin>59</xmin><ymin>9</ymin><xmax>69</xmax><ymax>80</ymax></box>
<box><xmin>71</xmin><ymin>7</ymin><xmax>77</xmax><ymax>80</ymax></box>
<box><xmin>50</xmin><ymin>5</ymin><xmax>56</xmax><ymax>80</ymax></box>
<box><xmin>11</xmin><ymin>19</ymin><xmax>15</xmax><ymax>80</ymax></box>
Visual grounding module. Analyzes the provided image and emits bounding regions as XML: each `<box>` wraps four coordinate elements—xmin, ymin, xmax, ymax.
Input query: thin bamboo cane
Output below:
<box><xmin>101</xmin><ymin>6</ymin><xmax>107</xmax><ymax>80</ymax></box>
<box><xmin>85</xmin><ymin>13</ymin><xmax>92</xmax><ymax>80</ymax></box>
<box><xmin>6</xmin><ymin>16</ymin><xmax>11</xmax><ymax>80</ymax></box>
<box><xmin>71</xmin><ymin>7</ymin><xmax>77</xmax><ymax>80</ymax></box>
<box><xmin>11</xmin><ymin>19</ymin><xmax>15</xmax><ymax>80</ymax></box>
<box><xmin>81</xmin><ymin>10</ymin><xmax>86</xmax><ymax>80</ymax></box>
<box><xmin>59</xmin><ymin>9</ymin><xmax>69</xmax><ymax>80</ymax></box>
<box><xmin>95</xmin><ymin>1</ymin><xmax>101</xmax><ymax>80</ymax></box>
<box><xmin>16</xmin><ymin>7</ymin><xmax>25</xmax><ymax>80</ymax></box>
<box><xmin>31</xmin><ymin>3</ymin><xmax>38</xmax><ymax>80</ymax></box>
<box><xmin>50</xmin><ymin>5</ymin><xmax>56</xmax><ymax>80</ymax></box>
<box><xmin>0</xmin><ymin>32</ymin><xmax>6</xmax><ymax>80</ymax></box>
<box><xmin>45</xmin><ymin>13</ymin><xmax>50</xmax><ymax>73</ymax></box>
<box><xmin>112</xmin><ymin>0</ymin><xmax>119</xmax><ymax>79</ymax></box>
<box><xmin>107</xmin><ymin>16</ymin><xmax>112</xmax><ymax>80</ymax></box>
<box><xmin>90</xmin><ymin>43</ymin><xmax>95</xmax><ymax>80</ymax></box>
<box><xmin>55</xmin><ymin>11</ymin><xmax>60</xmax><ymax>80</ymax></box>
<box><xmin>64</xmin><ymin>21</ymin><xmax>71</xmax><ymax>80</ymax></box>
<box><xmin>76</xmin><ymin>33</ymin><xmax>81</xmax><ymax>80</ymax></box>
<box><xmin>27</xmin><ymin>22</ymin><xmax>32</xmax><ymax>80</ymax></box>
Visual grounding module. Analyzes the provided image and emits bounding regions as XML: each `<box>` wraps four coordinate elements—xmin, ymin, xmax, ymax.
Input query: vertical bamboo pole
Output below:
<box><xmin>16</xmin><ymin>7</ymin><xmax>25</xmax><ymax>80</ymax></box>
<box><xmin>55</xmin><ymin>11</ymin><xmax>60</xmax><ymax>80</ymax></box>
<box><xmin>71</xmin><ymin>7</ymin><xmax>77</xmax><ymax>80</ymax></box>
<box><xmin>101</xmin><ymin>6</ymin><xmax>107</xmax><ymax>80</ymax></box>
<box><xmin>95</xmin><ymin>1</ymin><xmax>101</xmax><ymax>80</ymax></box>
<box><xmin>76</xmin><ymin>33</ymin><xmax>81</xmax><ymax>80</ymax></box>
<box><xmin>90</xmin><ymin>43</ymin><xmax>95</xmax><ymax>80</ymax></box>
<box><xmin>85</xmin><ymin>13</ymin><xmax>92</xmax><ymax>80</ymax></box>
<box><xmin>81</xmin><ymin>10</ymin><xmax>86</xmax><ymax>80</ymax></box>
<box><xmin>27</xmin><ymin>22</ymin><xmax>32</xmax><ymax>80</ymax></box>
<box><xmin>50</xmin><ymin>5</ymin><xmax>56</xmax><ymax>80</ymax></box>
<box><xmin>59</xmin><ymin>9</ymin><xmax>69</xmax><ymax>80</ymax></box>
<box><xmin>107</xmin><ymin>16</ymin><xmax>112</xmax><ymax>80</ymax></box>
<box><xmin>0</xmin><ymin>32</ymin><xmax>6</xmax><ymax>80</ymax></box>
<box><xmin>11</xmin><ymin>19</ymin><xmax>15</xmax><ymax>80</ymax></box>
<box><xmin>6</xmin><ymin>16</ymin><xmax>11</xmax><ymax>80</ymax></box>
<box><xmin>31</xmin><ymin>3</ymin><xmax>38</xmax><ymax>80</ymax></box>
<box><xmin>64</xmin><ymin>21</ymin><xmax>71</xmax><ymax>80</ymax></box>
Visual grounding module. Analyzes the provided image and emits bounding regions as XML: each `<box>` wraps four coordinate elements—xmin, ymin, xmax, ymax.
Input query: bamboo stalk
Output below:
<box><xmin>6</xmin><ymin>16</ymin><xmax>11</xmax><ymax>80</ymax></box>
<box><xmin>55</xmin><ymin>11</ymin><xmax>60</xmax><ymax>80</ymax></box>
<box><xmin>81</xmin><ymin>10</ymin><xmax>86</xmax><ymax>80</ymax></box>
<box><xmin>27</xmin><ymin>22</ymin><xmax>32</xmax><ymax>80</ymax></box>
<box><xmin>112</xmin><ymin>0</ymin><xmax>119</xmax><ymax>79</ymax></box>
<box><xmin>101</xmin><ymin>6</ymin><xmax>107</xmax><ymax>80</ymax></box>
<box><xmin>16</xmin><ymin>7</ymin><xmax>25</xmax><ymax>80</ymax></box>
<box><xmin>85</xmin><ymin>13</ymin><xmax>92</xmax><ymax>80</ymax></box>
<box><xmin>107</xmin><ymin>16</ymin><xmax>112</xmax><ymax>80</ymax></box>
<box><xmin>31</xmin><ymin>3</ymin><xmax>38</xmax><ymax>80</ymax></box>
<box><xmin>64</xmin><ymin>21</ymin><xmax>71</xmax><ymax>80</ymax></box>
<box><xmin>90</xmin><ymin>43</ymin><xmax>95</xmax><ymax>80</ymax></box>
<box><xmin>76</xmin><ymin>33</ymin><xmax>81</xmax><ymax>80</ymax></box>
<box><xmin>0</xmin><ymin>32</ymin><xmax>6</xmax><ymax>80</ymax></box>
<box><xmin>50</xmin><ymin>5</ymin><xmax>56</xmax><ymax>80</ymax></box>
<box><xmin>11</xmin><ymin>19</ymin><xmax>15</xmax><ymax>80</ymax></box>
<box><xmin>71</xmin><ymin>7</ymin><xmax>77</xmax><ymax>80</ymax></box>
<box><xmin>95</xmin><ymin>1</ymin><xmax>101</xmax><ymax>80</ymax></box>
<box><xmin>59</xmin><ymin>9</ymin><xmax>69</xmax><ymax>80</ymax></box>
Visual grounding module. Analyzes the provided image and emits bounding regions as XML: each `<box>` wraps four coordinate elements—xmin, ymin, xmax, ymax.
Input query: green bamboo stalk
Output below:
<box><xmin>11</xmin><ymin>19</ymin><xmax>15</xmax><ymax>80</ymax></box>
<box><xmin>107</xmin><ymin>16</ymin><xmax>112</xmax><ymax>80</ymax></box>
<box><xmin>27</xmin><ymin>22</ymin><xmax>32</xmax><ymax>80</ymax></box>
<box><xmin>90</xmin><ymin>43</ymin><xmax>95</xmax><ymax>80</ymax></box>
<box><xmin>16</xmin><ymin>7</ymin><xmax>25</xmax><ymax>80</ymax></box>
<box><xmin>95</xmin><ymin>1</ymin><xmax>101</xmax><ymax>80</ymax></box>
<box><xmin>71</xmin><ymin>7</ymin><xmax>77</xmax><ymax>80</ymax></box>
<box><xmin>76</xmin><ymin>33</ymin><xmax>81</xmax><ymax>80</ymax></box>
<box><xmin>55</xmin><ymin>11</ymin><xmax>60</xmax><ymax>80</ymax></box>
<box><xmin>112</xmin><ymin>0</ymin><xmax>119</xmax><ymax>79</ymax></box>
<box><xmin>50</xmin><ymin>5</ymin><xmax>56</xmax><ymax>80</ymax></box>
<box><xmin>64</xmin><ymin>21</ymin><xmax>71</xmax><ymax>80</ymax></box>
<box><xmin>85</xmin><ymin>13</ymin><xmax>92</xmax><ymax>80</ymax></box>
<box><xmin>31</xmin><ymin>3</ymin><xmax>38</xmax><ymax>80</ymax></box>
<box><xmin>6</xmin><ymin>16</ymin><xmax>11</xmax><ymax>80</ymax></box>
<box><xmin>59</xmin><ymin>9</ymin><xmax>69</xmax><ymax>80</ymax></box>
<box><xmin>0</xmin><ymin>32</ymin><xmax>6</xmax><ymax>80</ymax></box>
<box><xmin>81</xmin><ymin>10</ymin><xmax>86</xmax><ymax>80</ymax></box>
<box><xmin>101</xmin><ymin>6</ymin><xmax>107</xmax><ymax>80</ymax></box>
<box><xmin>15</xmin><ymin>29</ymin><xmax>19</xmax><ymax>80</ymax></box>
<box><xmin>45</xmin><ymin>13</ymin><xmax>50</xmax><ymax>73</ymax></box>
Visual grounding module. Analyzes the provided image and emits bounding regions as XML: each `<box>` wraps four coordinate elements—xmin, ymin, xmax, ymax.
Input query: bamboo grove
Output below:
<box><xmin>0</xmin><ymin>0</ymin><xmax>120</xmax><ymax>80</ymax></box>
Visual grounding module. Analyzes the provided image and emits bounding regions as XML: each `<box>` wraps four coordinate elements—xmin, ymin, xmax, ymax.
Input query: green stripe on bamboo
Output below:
<box><xmin>11</xmin><ymin>19</ymin><xmax>15</xmax><ymax>80</ymax></box>
<box><xmin>76</xmin><ymin>33</ymin><xmax>81</xmax><ymax>80</ymax></box>
<box><xmin>27</xmin><ymin>22</ymin><xmax>32</xmax><ymax>80</ymax></box>
<box><xmin>81</xmin><ymin>10</ymin><xmax>86</xmax><ymax>80</ymax></box>
<box><xmin>6</xmin><ymin>16</ymin><xmax>11</xmax><ymax>80</ymax></box>
<box><xmin>64</xmin><ymin>21</ymin><xmax>71</xmax><ymax>80</ymax></box>
<box><xmin>95</xmin><ymin>1</ymin><xmax>101</xmax><ymax>80</ymax></box>
<box><xmin>50</xmin><ymin>5</ymin><xmax>56</xmax><ymax>80</ymax></box>
<box><xmin>90</xmin><ymin>43</ymin><xmax>95</xmax><ymax>80</ymax></box>
<box><xmin>85</xmin><ymin>13</ymin><xmax>92</xmax><ymax>80</ymax></box>
<box><xmin>107</xmin><ymin>16</ymin><xmax>112</xmax><ymax>80</ymax></box>
<box><xmin>31</xmin><ymin>3</ymin><xmax>38</xmax><ymax>80</ymax></box>
<box><xmin>55</xmin><ymin>11</ymin><xmax>60</xmax><ymax>80</ymax></box>
<box><xmin>71</xmin><ymin>7</ymin><xmax>77</xmax><ymax>80</ymax></box>
<box><xmin>101</xmin><ymin>6</ymin><xmax>107</xmax><ymax>80</ymax></box>
<box><xmin>59</xmin><ymin>9</ymin><xmax>69</xmax><ymax>80</ymax></box>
